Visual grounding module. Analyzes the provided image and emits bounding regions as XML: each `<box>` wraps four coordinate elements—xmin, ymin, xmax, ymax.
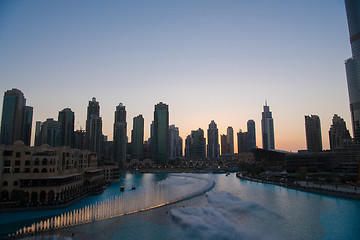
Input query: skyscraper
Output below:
<box><xmin>169</xmin><ymin>125</ymin><xmax>182</xmax><ymax>160</ymax></box>
<box><xmin>329</xmin><ymin>114</ymin><xmax>352</xmax><ymax>151</ymax></box>
<box><xmin>345</xmin><ymin>0</ymin><xmax>360</xmax><ymax>142</ymax></box>
<box><xmin>261</xmin><ymin>102</ymin><xmax>275</xmax><ymax>150</ymax></box>
<box><xmin>58</xmin><ymin>108</ymin><xmax>75</xmax><ymax>147</ymax></box>
<box><xmin>237</xmin><ymin>130</ymin><xmax>247</xmax><ymax>153</ymax></box>
<box><xmin>0</xmin><ymin>88</ymin><xmax>32</xmax><ymax>146</ymax></box>
<box><xmin>22</xmin><ymin>106</ymin><xmax>33</xmax><ymax>146</ymax></box>
<box><xmin>34</xmin><ymin>121</ymin><xmax>42</xmax><ymax>146</ymax></box>
<box><xmin>221</xmin><ymin>134</ymin><xmax>229</xmax><ymax>156</ymax></box>
<box><xmin>207</xmin><ymin>120</ymin><xmax>220</xmax><ymax>160</ymax></box>
<box><xmin>85</xmin><ymin>97</ymin><xmax>100</xmax><ymax>150</ymax></box>
<box><xmin>227</xmin><ymin>126</ymin><xmax>234</xmax><ymax>156</ymax></box>
<box><xmin>153</xmin><ymin>102</ymin><xmax>169</xmax><ymax>165</ymax></box>
<box><xmin>40</xmin><ymin>118</ymin><xmax>62</xmax><ymax>147</ymax></box>
<box><xmin>305</xmin><ymin>115</ymin><xmax>322</xmax><ymax>152</ymax></box>
<box><xmin>131</xmin><ymin>114</ymin><xmax>144</xmax><ymax>160</ymax></box>
<box><xmin>89</xmin><ymin>116</ymin><xmax>102</xmax><ymax>155</ymax></box>
<box><xmin>246</xmin><ymin>120</ymin><xmax>256</xmax><ymax>151</ymax></box>
<box><xmin>113</xmin><ymin>103</ymin><xmax>127</xmax><ymax>168</ymax></box>
<box><xmin>189</xmin><ymin>128</ymin><xmax>206</xmax><ymax>160</ymax></box>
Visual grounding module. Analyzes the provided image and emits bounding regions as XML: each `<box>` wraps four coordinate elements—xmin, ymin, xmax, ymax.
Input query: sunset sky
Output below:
<box><xmin>0</xmin><ymin>0</ymin><xmax>352</xmax><ymax>152</ymax></box>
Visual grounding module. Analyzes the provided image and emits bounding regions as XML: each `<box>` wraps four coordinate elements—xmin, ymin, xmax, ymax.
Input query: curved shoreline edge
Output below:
<box><xmin>236</xmin><ymin>174</ymin><xmax>360</xmax><ymax>201</ymax></box>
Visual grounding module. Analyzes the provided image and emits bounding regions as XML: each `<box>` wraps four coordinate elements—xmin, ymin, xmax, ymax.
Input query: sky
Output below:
<box><xmin>0</xmin><ymin>0</ymin><xmax>353</xmax><ymax>152</ymax></box>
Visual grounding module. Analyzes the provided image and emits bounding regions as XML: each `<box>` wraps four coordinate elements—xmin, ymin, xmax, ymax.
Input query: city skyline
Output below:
<box><xmin>0</xmin><ymin>0</ymin><xmax>352</xmax><ymax>152</ymax></box>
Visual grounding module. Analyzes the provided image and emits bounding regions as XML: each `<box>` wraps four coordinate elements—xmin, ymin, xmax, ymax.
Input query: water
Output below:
<box><xmin>1</xmin><ymin>173</ymin><xmax>360</xmax><ymax>239</ymax></box>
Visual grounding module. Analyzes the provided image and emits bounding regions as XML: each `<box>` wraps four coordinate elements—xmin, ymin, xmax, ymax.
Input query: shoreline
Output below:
<box><xmin>236</xmin><ymin>174</ymin><xmax>360</xmax><ymax>201</ymax></box>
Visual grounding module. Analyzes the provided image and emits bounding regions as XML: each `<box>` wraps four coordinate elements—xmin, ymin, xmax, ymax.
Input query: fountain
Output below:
<box><xmin>11</xmin><ymin>174</ymin><xmax>214</xmax><ymax>239</ymax></box>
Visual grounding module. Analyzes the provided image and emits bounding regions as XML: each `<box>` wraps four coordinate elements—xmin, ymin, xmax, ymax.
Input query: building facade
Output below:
<box><xmin>40</xmin><ymin>118</ymin><xmax>62</xmax><ymax>147</ymax></box>
<box><xmin>153</xmin><ymin>102</ymin><xmax>169</xmax><ymax>165</ymax></box>
<box><xmin>207</xmin><ymin>120</ymin><xmax>220</xmax><ymax>160</ymax></box>
<box><xmin>0</xmin><ymin>141</ymin><xmax>104</xmax><ymax>205</ymax></box>
<box><xmin>345</xmin><ymin>0</ymin><xmax>360</xmax><ymax>142</ymax></box>
<box><xmin>0</xmin><ymin>89</ymin><xmax>33</xmax><ymax>146</ymax></box>
<box><xmin>113</xmin><ymin>103</ymin><xmax>127</xmax><ymax>168</ymax></box>
<box><xmin>85</xmin><ymin>97</ymin><xmax>100</xmax><ymax>150</ymax></box>
<box><xmin>189</xmin><ymin>128</ymin><xmax>206</xmax><ymax>160</ymax></box>
<box><xmin>305</xmin><ymin>115</ymin><xmax>322</xmax><ymax>152</ymax></box>
<box><xmin>329</xmin><ymin>114</ymin><xmax>352</xmax><ymax>151</ymax></box>
<box><xmin>131</xmin><ymin>115</ymin><xmax>144</xmax><ymax>160</ymax></box>
<box><xmin>261</xmin><ymin>102</ymin><xmax>275</xmax><ymax>150</ymax></box>
<box><xmin>169</xmin><ymin>125</ymin><xmax>182</xmax><ymax>160</ymax></box>
<box><xmin>247</xmin><ymin>120</ymin><xmax>256</xmax><ymax>151</ymax></box>
<box><xmin>58</xmin><ymin>108</ymin><xmax>75</xmax><ymax>148</ymax></box>
<box><xmin>227</xmin><ymin>126</ymin><xmax>234</xmax><ymax>156</ymax></box>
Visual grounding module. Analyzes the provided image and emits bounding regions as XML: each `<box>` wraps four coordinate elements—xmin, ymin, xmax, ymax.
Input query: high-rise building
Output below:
<box><xmin>58</xmin><ymin>108</ymin><xmax>75</xmax><ymax>147</ymax></box>
<box><xmin>0</xmin><ymin>88</ymin><xmax>32</xmax><ymax>146</ymax></box>
<box><xmin>246</xmin><ymin>120</ymin><xmax>256</xmax><ymax>151</ymax></box>
<box><xmin>345</xmin><ymin>0</ymin><xmax>360</xmax><ymax>142</ymax></box>
<box><xmin>153</xmin><ymin>102</ymin><xmax>169</xmax><ymax>165</ymax></box>
<box><xmin>22</xmin><ymin>106</ymin><xmax>33</xmax><ymax>146</ymax></box>
<box><xmin>237</xmin><ymin>130</ymin><xmax>247</xmax><ymax>153</ymax></box>
<box><xmin>305</xmin><ymin>115</ymin><xmax>322</xmax><ymax>152</ymax></box>
<box><xmin>34</xmin><ymin>121</ymin><xmax>42</xmax><ymax>146</ymax></box>
<box><xmin>74</xmin><ymin>130</ymin><xmax>85</xmax><ymax>150</ymax></box>
<box><xmin>131</xmin><ymin>115</ymin><xmax>144</xmax><ymax>160</ymax></box>
<box><xmin>40</xmin><ymin>118</ymin><xmax>62</xmax><ymax>147</ymax></box>
<box><xmin>113</xmin><ymin>103</ymin><xmax>127</xmax><ymax>168</ymax></box>
<box><xmin>85</xmin><ymin>97</ymin><xmax>100</xmax><ymax>150</ymax></box>
<box><xmin>207</xmin><ymin>120</ymin><xmax>220</xmax><ymax>160</ymax></box>
<box><xmin>185</xmin><ymin>135</ymin><xmax>191</xmax><ymax>159</ymax></box>
<box><xmin>329</xmin><ymin>114</ymin><xmax>352</xmax><ymax>151</ymax></box>
<box><xmin>169</xmin><ymin>125</ymin><xmax>182</xmax><ymax>160</ymax></box>
<box><xmin>89</xmin><ymin>116</ymin><xmax>102</xmax><ymax>155</ymax></box>
<box><xmin>221</xmin><ymin>134</ymin><xmax>229</xmax><ymax>156</ymax></box>
<box><xmin>261</xmin><ymin>102</ymin><xmax>275</xmax><ymax>150</ymax></box>
<box><xmin>227</xmin><ymin>126</ymin><xmax>234</xmax><ymax>155</ymax></box>
<box><xmin>189</xmin><ymin>128</ymin><xmax>206</xmax><ymax>160</ymax></box>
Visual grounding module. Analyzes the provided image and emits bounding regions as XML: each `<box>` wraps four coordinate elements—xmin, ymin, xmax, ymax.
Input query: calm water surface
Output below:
<box><xmin>1</xmin><ymin>173</ymin><xmax>360</xmax><ymax>240</ymax></box>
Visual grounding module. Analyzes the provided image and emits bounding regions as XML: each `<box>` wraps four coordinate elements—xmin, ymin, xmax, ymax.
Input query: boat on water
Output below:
<box><xmin>120</xmin><ymin>184</ymin><xmax>125</xmax><ymax>191</ymax></box>
<box><xmin>131</xmin><ymin>185</ymin><xmax>136</xmax><ymax>190</ymax></box>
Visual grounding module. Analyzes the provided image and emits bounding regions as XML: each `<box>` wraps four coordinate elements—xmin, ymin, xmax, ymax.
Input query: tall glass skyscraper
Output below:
<box><xmin>58</xmin><ymin>108</ymin><xmax>75</xmax><ymax>147</ymax></box>
<box><xmin>305</xmin><ymin>115</ymin><xmax>322</xmax><ymax>152</ymax></box>
<box><xmin>153</xmin><ymin>102</ymin><xmax>169</xmax><ymax>165</ymax></box>
<box><xmin>85</xmin><ymin>97</ymin><xmax>100</xmax><ymax>150</ymax></box>
<box><xmin>131</xmin><ymin>114</ymin><xmax>144</xmax><ymax>160</ymax></box>
<box><xmin>246</xmin><ymin>119</ymin><xmax>256</xmax><ymax>151</ymax></box>
<box><xmin>345</xmin><ymin>0</ymin><xmax>360</xmax><ymax>141</ymax></box>
<box><xmin>113</xmin><ymin>103</ymin><xmax>127</xmax><ymax>168</ymax></box>
<box><xmin>261</xmin><ymin>102</ymin><xmax>275</xmax><ymax>150</ymax></box>
<box><xmin>207</xmin><ymin>120</ymin><xmax>220</xmax><ymax>159</ymax></box>
<box><xmin>0</xmin><ymin>88</ymin><xmax>32</xmax><ymax>146</ymax></box>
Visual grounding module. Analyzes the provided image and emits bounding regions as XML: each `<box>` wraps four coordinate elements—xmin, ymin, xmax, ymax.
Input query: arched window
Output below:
<box><xmin>41</xmin><ymin>168</ymin><xmax>47</xmax><ymax>173</ymax></box>
<box><xmin>33</xmin><ymin>168</ymin><xmax>39</xmax><ymax>173</ymax></box>
<box><xmin>42</xmin><ymin>158</ymin><xmax>48</xmax><ymax>165</ymax></box>
<box><xmin>13</xmin><ymin>181</ymin><xmax>19</xmax><ymax>186</ymax></box>
<box><xmin>34</xmin><ymin>158</ymin><xmax>40</xmax><ymax>166</ymax></box>
<box><xmin>3</xmin><ymin>181</ymin><xmax>8</xmax><ymax>186</ymax></box>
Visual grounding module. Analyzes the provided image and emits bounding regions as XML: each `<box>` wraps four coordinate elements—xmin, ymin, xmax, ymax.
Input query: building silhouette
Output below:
<box><xmin>58</xmin><ymin>108</ymin><xmax>75</xmax><ymax>147</ymax></box>
<box><xmin>247</xmin><ymin>120</ymin><xmax>256</xmax><ymax>151</ymax></box>
<box><xmin>329</xmin><ymin>114</ymin><xmax>352</xmax><ymax>151</ymax></box>
<box><xmin>345</xmin><ymin>0</ymin><xmax>360</xmax><ymax>142</ymax></box>
<box><xmin>227</xmin><ymin>126</ymin><xmax>234</xmax><ymax>156</ymax></box>
<box><xmin>207</xmin><ymin>120</ymin><xmax>220</xmax><ymax>160</ymax></box>
<box><xmin>85</xmin><ymin>97</ymin><xmax>100</xmax><ymax>150</ymax></box>
<box><xmin>188</xmin><ymin>128</ymin><xmax>206</xmax><ymax>160</ymax></box>
<box><xmin>40</xmin><ymin>118</ymin><xmax>62</xmax><ymax>147</ymax></box>
<box><xmin>237</xmin><ymin>130</ymin><xmax>247</xmax><ymax>153</ymax></box>
<box><xmin>261</xmin><ymin>102</ymin><xmax>275</xmax><ymax>150</ymax></box>
<box><xmin>305</xmin><ymin>115</ymin><xmax>322</xmax><ymax>152</ymax></box>
<box><xmin>131</xmin><ymin>115</ymin><xmax>144</xmax><ymax>160</ymax></box>
<box><xmin>34</xmin><ymin>121</ymin><xmax>42</xmax><ymax>146</ymax></box>
<box><xmin>113</xmin><ymin>103</ymin><xmax>127</xmax><ymax>168</ymax></box>
<box><xmin>221</xmin><ymin>134</ymin><xmax>229</xmax><ymax>156</ymax></box>
<box><xmin>153</xmin><ymin>102</ymin><xmax>169</xmax><ymax>165</ymax></box>
<box><xmin>0</xmin><ymin>88</ymin><xmax>33</xmax><ymax>146</ymax></box>
<box><xmin>169</xmin><ymin>125</ymin><xmax>182</xmax><ymax>160</ymax></box>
